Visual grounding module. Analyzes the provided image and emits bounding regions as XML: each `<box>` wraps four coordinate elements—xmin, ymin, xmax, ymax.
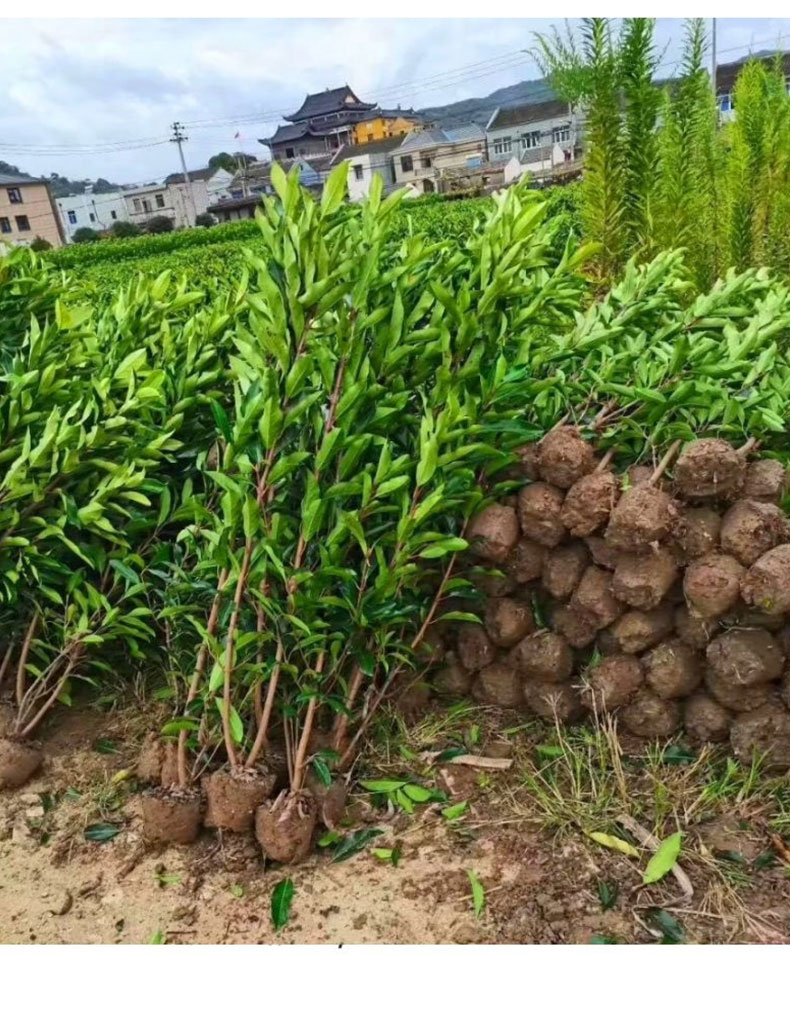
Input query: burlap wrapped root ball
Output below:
<box><xmin>433</xmin><ymin>434</ymin><xmax>790</xmax><ymax>751</ymax></box>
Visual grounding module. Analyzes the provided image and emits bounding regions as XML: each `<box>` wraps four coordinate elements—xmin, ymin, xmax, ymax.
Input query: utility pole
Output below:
<box><xmin>170</xmin><ymin>121</ymin><xmax>198</xmax><ymax>226</ymax></box>
<box><xmin>711</xmin><ymin>18</ymin><xmax>717</xmax><ymax>99</ymax></box>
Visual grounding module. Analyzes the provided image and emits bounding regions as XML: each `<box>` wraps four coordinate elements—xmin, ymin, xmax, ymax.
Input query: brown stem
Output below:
<box><xmin>177</xmin><ymin>567</ymin><xmax>229</xmax><ymax>788</ymax></box>
<box><xmin>245</xmin><ymin>640</ymin><xmax>284</xmax><ymax>768</ymax></box>
<box><xmin>0</xmin><ymin>637</ymin><xmax>15</xmax><ymax>690</ymax></box>
<box><xmin>15</xmin><ymin>612</ymin><xmax>39</xmax><ymax>707</ymax></box>
<box><xmin>331</xmin><ymin>664</ymin><xmax>364</xmax><ymax>752</ymax></box>
<box><xmin>19</xmin><ymin>647</ymin><xmax>82</xmax><ymax>739</ymax></box>
<box><xmin>221</xmin><ymin>539</ymin><xmax>253</xmax><ymax>769</ymax></box>
<box><xmin>591</xmin><ymin>400</ymin><xmax>616</xmax><ymax>431</ymax></box>
<box><xmin>594</xmin><ymin>447</ymin><xmax>616</xmax><ymax>473</ymax></box>
<box><xmin>649</xmin><ymin>440</ymin><xmax>681</xmax><ymax>486</ymax></box>
<box><xmin>737</xmin><ymin>437</ymin><xmax>759</xmax><ymax>457</ymax></box>
<box><xmin>290</xmin><ymin>652</ymin><xmax>325</xmax><ymax>793</ymax></box>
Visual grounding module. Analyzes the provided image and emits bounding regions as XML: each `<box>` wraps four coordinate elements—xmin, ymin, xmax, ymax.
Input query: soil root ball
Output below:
<box><xmin>683</xmin><ymin>552</ymin><xmax>744</xmax><ymax>619</ymax></box>
<box><xmin>506</xmin><ymin>538</ymin><xmax>547</xmax><ymax>584</ymax></box>
<box><xmin>472</xmin><ymin>662</ymin><xmax>523</xmax><ymax>708</ymax></box>
<box><xmin>305</xmin><ymin>773</ymin><xmax>347</xmax><ymax>831</ymax></box>
<box><xmin>255</xmin><ymin>790</ymin><xmax>317</xmax><ymax>864</ymax></box>
<box><xmin>683</xmin><ymin>692</ymin><xmax>732</xmax><ymax>743</ymax></box>
<box><xmin>674</xmin><ymin>438</ymin><xmax>746</xmax><ymax>501</ymax></box>
<box><xmin>571</xmin><ymin>566</ymin><xmax>625</xmax><ymax>630</ymax></box>
<box><xmin>484</xmin><ymin>597</ymin><xmax>534</xmax><ymax>647</ymax></box>
<box><xmin>523</xmin><ymin>680</ymin><xmax>584</xmax><ymax>723</ymax></box>
<box><xmin>537</xmin><ymin>426</ymin><xmax>595</xmax><ymax>489</ymax></box>
<box><xmin>204</xmin><ymin>766</ymin><xmax>276</xmax><ymax>832</ymax></box>
<box><xmin>643</xmin><ymin>639</ymin><xmax>701</xmax><ymax>699</ymax></box>
<box><xmin>517</xmin><ymin>483</ymin><xmax>566</xmax><ymax>547</ymax></box>
<box><xmin>560</xmin><ymin>471</ymin><xmax>620</xmax><ymax>537</ymax></box>
<box><xmin>467</xmin><ymin>504</ymin><xmax>519</xmax><ymax>563</ymax></box>
<box><xmin>469</xmin><ymin>569</ymin><xmax>517</xmax><ymax>598</ymax></box>
<box><xmin>620</xmin><ymin>689</ymin><xmax>681</xmax><ymax>738</ymax></box>
<box><xmin>741</xmin><ymin>544</ymin><xmax>790</xmax><ymax>614</ymax></box>
<box><xmin>0</xmin><ymin>736</ymin><xmax>43</xmax><ymax>790</ymax></box>
<box><xmin>137</xmin><ymin>733</ymin><xmax>166</xmax><ymax>783</ymax></box>
<box><xmin>584</xmin><ymin>536</ymin><xmax>620</xmax><ymax>570</ymax></box>
<box><xmin>720</xmin><ymin>500</ymin><xmax>786</xmax><ymax>566</ymax></box>
<box><xmin>550</xmin><ymin>601</ymin><xmax>599</xmax><ymax>648</ymax></box>
<box><xmin>704</xmin><ymin>667</ymin><xmax>774</xmax><ymax>713</ymax></box>
<box><xmin>673</xmin><ymin>507</ymin><xmax>721</xmax><ymax>561</ymax></box>
<box><xmin>605</xmin><ymin>485</ymin><xmax>676</xmax><ymax>552</ymax></box>
<box><xmin>142</xmin><ymin>787</ymin><xmax>202</xmax><ymax>844</ymax></box>
<box><xmin>457</xmin><ymin>625</ymin><xmax>495</xmax><ymax>672</ymax></box>
<box><xmin>432</xmin><ymin>656</ymin><xmax>473</xmax><ymax>697</ymax></box>
<box><xmin>705</xmin><ymin>628</ymin><xmax>783</xmax><ymax>688</ymax></box>
<box><xmin>582</xmin><ymin>655</ymin><xmax>643</xmax><ymax>711</ymax></box>
<box><xmin>675</xmin><ymin>605</ymin><xmax>717</xmax><ymax>649</ymax></box>
<box><xmin>776</xmin><ymin>625</ymin><xmax>790</xmax><ymax>660</ymax></box>
<box><xmin>610</xmin><ymin>604</ymin><xmax>674</xmax><ymax>654</ymax></box>
<box><xmin>612</xmin><ymin>548</ymin><xmax>677</xmax><ymax>610</ymax></box>
<box><xmin>509</xmin><ymin>630</ymin><xmax>573</xmax><ymax>682</ymax></box>
<box><xmin>743</xmin><ymin>458</ymin><xmax>788</xmax><ymax>505</ymax></box>
<box><xmin>542</xmin><ymin>543</ymin><xmax>589</xmax><ymax>599</ymax></box>
<box><xmin>731</xmin><ymin>704</ymin><xmax>790</xmax><ymax>770</ymax></box>
<box><xmin>510</xmin><ymin>442</ymin><xmax>541</xmax><ymax>481</ymax></box>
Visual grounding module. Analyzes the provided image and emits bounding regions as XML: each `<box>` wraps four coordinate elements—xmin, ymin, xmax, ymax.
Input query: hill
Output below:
<box><xmin>419</xmin><ymin>74</ymin><xmax>556</xmax><ymax>129</ymax></box>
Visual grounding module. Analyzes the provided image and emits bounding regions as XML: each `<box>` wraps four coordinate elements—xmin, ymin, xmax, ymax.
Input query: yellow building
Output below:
<box><xmin>0</xmin><ymin>172</ymin><xmax>65</xmax><ymax>249</ymax></box>
<box><xmin>353</xmin><ymin>109</ymin><xmax>423</xmax><ymax>146</ymax></box>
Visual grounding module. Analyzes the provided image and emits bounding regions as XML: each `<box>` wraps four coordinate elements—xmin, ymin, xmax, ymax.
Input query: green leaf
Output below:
<box><xmin>643</xmin><ymin>832</ymin><xmax>682</xmax><ymax>885</ymax></box>
<box><xmin>230</xmin><ymin>883</ymin><xmax>245</xmax><ymax>899</ymax></box>
<box><xmin>331</xmin><ymin>828</ymin><xmax>384</xmax><ymax>863</ymax></box>
<box><xmin>372</xmin><ymin>846</ymin><xmax>402</xmax><ymax>866</ymax></box>
<box><xmin>402</xmin><ymin>784</ymin><xmax>434</xmax><ymax>803</ymax></box>
<box><xmin>321</xmin><ymin>161</ymin><xmax>349</xmax><ymax>216</ymax></box>
<box><xmin>646</xmin><ymin>907</ymin><xmax>685</xmax><ymax>944</ymax></box>
<box><xmin>312</xmin><ymin>755</ymin><xmax>332</xmax><ymax>787</ymax></box>
<box><xmin>597</xmin><ymin>880</ymin><xmax>619</xmax><ymax>910</ymax></box>
<box><xmin>271</xmin><ymin>878</ymin><xmax>294</xmax><ymax>931</ymax></box>
<box><xmin>468</xmin><ymin>870</ymin><xmax>485</xmax><ymax>918</ymax></box>
<box><xmin>161</xmin><ymin>718</ymin><xmax>199</xmax><ymax>736</ymax></box>
<box><xmin>84</xmin><ymin>822</ymin><xmax>121</xmax><ymax>843</ymax></box>
<box><xmin>208</xmin><ymin>661</ymin><xmax>224</xmax><ymax>694</ymax></box>
<box><xmin>318</xmin><ymin>830</ymin><xmax>341</xmax><ymax>848</ymax></box>
<box><xmin>360</xmin><ymin>779</ymin><xmax>407</xmax><ymax>793</ymax></box>
<box><xmin>442</xmin><ymin>801</ymin><xmax>469</xmax><ymax>821</ymax></box>
<box><xmin>149</xmin><ymin>930</ymin><xmax>166</xmax><ymax>944</ymax></box>
<box><xmin>210</xmin><ymin>400</ymin><xmax>232</xmax><ymax>442</ymax></box>
<box><xmin>587</xmin><ymin>832</ymin><xmax>640</xmax><ymax>859</ymax></box>
<box><xmin>93</xmin><ymin>738</ymin><xmax>119</xmax><ymax>754</ymax></box>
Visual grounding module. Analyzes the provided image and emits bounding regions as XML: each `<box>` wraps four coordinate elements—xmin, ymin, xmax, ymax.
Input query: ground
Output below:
<box><xmin>2</xmin><ymin>696</ymin><xmax>790</xmax><ymax>944</ymax></box>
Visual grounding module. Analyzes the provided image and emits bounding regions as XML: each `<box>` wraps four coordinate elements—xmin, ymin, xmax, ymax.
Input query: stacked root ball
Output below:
<box><xmin>434</xmin><ymin>429</ymin><xmax>790</xmax><ymax>769</ymax></box>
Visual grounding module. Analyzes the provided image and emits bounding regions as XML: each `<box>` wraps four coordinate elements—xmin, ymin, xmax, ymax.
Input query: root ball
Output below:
<box><xmin>523</xmin><ymin>680</ymin><xmax>583</xmax><ymax>723</ymax></box>
<box><xmin>674</xmin><ymin>438</ymin><xmax>745</xmax><ymax>501</ymax></box>
<box><xmin>506</xmin><ymin>538</ymin><xmax>547</xmax><ymax>584</ymax></box>
<box><xmin>705</xmin><ymin>628</ymin><xmax>783</xmax><ymax>688</ymax></box>
<box><xmin>704</xmin><ymin>667</ymin><xmax>775</xmax><ymax>713</ymax></box>
<box><xmin>468</xmin><ymin>504</ymin><xmax>520</xmax><ymax>563</ymax></box>
<box><xmin>605</xmin><ymin>485</ymin><xmax>676</xmax><ymax>552</ymax></box>
<box><xmin>610</xmin><ymin>603</ymin><xmax>674</xmax><ymax>654</ymax></box>
<box><xmin>741</xmin><ymin>544</ymin><xmax>790</xmax><ymax>614</ymax></box>
<box><xmin>473</xmin><ymin>662</ymin><xmax>523</xmax><ymax>708</ymax></box>
<box><xmin>743</xmin><ymin>459</ymin><xmax>788</xmax><ymax>505</ymax></box>
<box><xmin>643</xmin><ymin>639</ymin><xmax>702</xmax><ymax>699</ymax></box>
<box><xmin>683</xmin><ymin>552</ymin><xmax>744</xmax><ymax>619</ymax></box>
<box><xmin>484</xmin><ymin>597</ymin><xmax>535</xmax><ymax>647</ymax></box>
<box><xmin>731</xmin><ymin>703</ymin><xmax>790</xmax><ymax>770</ymax></box>
<box><xmin>720</xmin><ymin>500</ymin><xmax>786</xmax><ymax>566</ymax></box>
<box><xmin>683</xmin><ymin>692</ymin><xmax>732</xmax><ymax>743</ymax></box>
<box><xmin>571</xmin><ymin>566</ymin><xmax>625</xmax><ymax>630</ymax></box>
<box><xmin>582</xmin><ymin>655</ymin><xmax>644</xmax><ymax>711</ymax></box>
<box><xmin>560</xmin><ymin>471</ymin><xmax>620</xmax><ymax>537</ymax></box>
<box><xmin>673</xmin><ymin>507</ymin><xmax>721</xmax><ymax>561</ymax></box>
<box><xmin>612</xmin><ymin>548</ymin><xmax>677</xmax><ymax>610</ymax></box>
<box><xmin>509</xmin><ymin>630</ymin><xmax>573</xmax><ymax>682</ymax></box>
<box><xmin>542</xmin><ymin>542</ymin><xmax>589</xmax><ymax>599</ymax></box>
<box><xmin>537</xmin><ymin>426</ymin><xmax>595</xmax><ymax>489</ymax></box>
<box><xmin>457</xmin><ymin>625</ymin><xmax>495</xmax><ymax>672</ymax></box>
<box><xmin>518</xmin><ymin>483</ymin><xmax>566</xmax><ymax>548</ymax></box>
<box><xmin>621</xmin><ymin>689</ymin><xmax>681</xmax><ymax>738</ymax></box>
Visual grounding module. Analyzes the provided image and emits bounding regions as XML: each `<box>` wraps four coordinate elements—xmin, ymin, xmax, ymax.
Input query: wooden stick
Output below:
<box><xmin>331</xmin><ymin>664</ymin><xmax>365</xmax><ymax>753</ymax></box>
<box><xmin>221</xmin><ymin>540</ymin><xmax>253</xmax><ymax>769</ymax></box>
<box><xmin>15</xmin><ymin>612</ymin><xmax>38</xmax><ymax>707</ymax></box>
<box><xmin>19</xmin><ymin>647</ymin><xmax>82</xmax><ymax>739</ymax></box>
<box><xmin>594</xmin><ymin>447</ymin><xmax>616</xmax><ymax>473</ymax></box>
<box><xmin>737</xmin><ymin>437</ymin><xmax>759</xmax><ymax>457</ymax></box>
<box><xmin>616</xmin><ymin>814</ymin><xmax>694</xmax><ymax>900</ymax></box>
<box><xmin>648</xmin><ymin>440</ymin><xmax>681</xmax><ymax>486</ymax></box>
<box><xmin>0</xmin><ymin>638</ymin><xmax>15</xmax><ymax>690</ymax></box>
<box><xmin>420</xmin><ymin>752</ymin><xmax>513</xmax><ymax>770</ymax></box>
<box><xmin>245</xmin><ymin>640</ymin><xmax>284</xmax><ymax>768</ymax></box>
<box><xmin>290</xmin><ymin>651</ymin><xmax>326</xmax><ymax>793</ymax></box>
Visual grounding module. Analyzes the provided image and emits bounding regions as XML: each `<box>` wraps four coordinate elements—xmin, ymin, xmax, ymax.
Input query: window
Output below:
<box><xmin>521</xmin><ymin>131</ymin><xmax>540</xmax><ymax>150</ymax></box>
<box><xmin>133</xmin><ymin>198</ymin><xmax>142</xmax><ymax>212</ymax></box>
<box><xmin>718</xmin><ymin>93</ymin><xmax>732</xmax><ymax>113</ymax></box>
<box><xmin>142</xmin><ymin>199</ymin><xmax>151</xmax><ymax>213</ymax></box>
<box><xmin>6</xmin><ymin>187</ymin><xmax>22</xmax><ymax>204</ymax></box>
<box><xmin>552</xmin><ymin>125</ymin><xmax>571</xmax><ymax>144</ymax></box>
<box><xmin>285</xmin><ymin>147</ymin><xmax>295</xmax><ymax>159</ymax></box>
<box><xmin>67</xmin><ymin>210</ymin><xmax>77</xmax><ymax>224</ymax></box>
<box><xmin>0</xmin><ymin>217</ymin><xmax>10</xmax><ymax>233</ymax></box>
<box><xmin>353</xmin><ymin>164</ymin><xmax>364</xmax><ymax>180</ymax></box>
<box><xmin>15</xmin><ymin>215</ymin><xmax>30</xmax><ymax>231</ymax></box>
<box><xmin>367</xmin><ymin>132</ymin><xmax>374</xmax><ymax>142</ymax></box>
<box><xmin>493</xmin><ymin>136</ymin><xmax>512</xmax><ymax>156</ymax></box>
<box><xmin>155</xmin><ymin>193</ymin><xmax>165</xmax><ymax>209</ymax></box>
<box><xmin>89</xmin><ymin>212</ymin><xmax>96</xmax><ymax>222</ymax></box>
<box><xmin>422</xmin><ymin>155</ymin><xmax>432</xmax><ymax>169</ymax></box>
<box><xmin>110</xmin><ymin>210</ymin><xmax>117</xmax><ymax>220</ymax></box>
<box><xmin>400</xmin><ymin>154</ymin><xmax>414</xmax><ymax>173</ymax></box>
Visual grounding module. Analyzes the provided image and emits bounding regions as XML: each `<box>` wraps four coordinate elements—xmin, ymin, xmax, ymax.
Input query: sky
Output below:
<box><xmin>2</xmin><ymin>17</ymin><xmax>790</xmax><ymax>184</ymax></box>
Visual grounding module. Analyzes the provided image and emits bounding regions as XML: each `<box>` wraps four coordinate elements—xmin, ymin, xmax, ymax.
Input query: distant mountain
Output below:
<box><xmin>419</xmin><ymin>75</ymin><xmax>556</xmax><ymax>129</ymax></box>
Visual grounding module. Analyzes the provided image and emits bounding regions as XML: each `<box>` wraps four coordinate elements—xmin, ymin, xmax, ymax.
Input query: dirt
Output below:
<box><xmin>3</xmin><ymin>700</ymin><xmax>790</xmax><ymax>945</ymax></box>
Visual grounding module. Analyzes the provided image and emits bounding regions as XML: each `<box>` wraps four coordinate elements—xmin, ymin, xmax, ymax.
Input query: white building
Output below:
<box><xmin>56</xmin><ymin>190</ymin><xmax>131</xmax><ymax>242</ymax></box>
<box><xmin>486</xmin><ymin>99</ymin><xmax>582</xmax><ymax>182</ymax></box>
<box><xmin>331</xmin><ymin>137</ymin><xmax>401</xmax><ymax>201</ymax></box>
<box><xmin>391</xmin><ymin>124</ymin><xmax>487</xmax><ymax>195</ymax></box>
<box><xmin>123</xmin><ymin>167</ymin><xmax>234</xmax><ymax>231</ymax></box>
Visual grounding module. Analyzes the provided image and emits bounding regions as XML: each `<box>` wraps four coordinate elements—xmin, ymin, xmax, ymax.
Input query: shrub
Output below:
<box><xmin>72</xmin><ymin>227</ymin><xmax>100</xmax><ymax>243</ymax></box>
<box><xmin>110</xmin><ymin>220</ymin><xmax>140</xmax><ymax>239</ymax></box>
<box><xmin>146</xmin><ymin>215</ymin><xmax>174</xmax><ymax>234</ymax></box>
<box><xmin>195</xmin><ymin>212</ymin><xmax>216</xmax><ymax>228</ymax></box>
<box><xmin>29</xmin><ymin>236</ymin><xmax>52</xmax><ymax>252</ymax></box>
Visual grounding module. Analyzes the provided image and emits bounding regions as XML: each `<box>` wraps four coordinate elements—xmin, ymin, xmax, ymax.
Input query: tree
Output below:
<box><xmin>110</xmin><ymin>220</ymin><xmax>141</xmax><ymax>239</ymax></box>
<box><xmin>195</xmin><ymin>212</ymin><xmax>216</xmax><ymax>228</ymax></box>
<box><xmin>72</xmin><ymin>227</ymin><xmax>100</xmax><ymax>243</ymax></box>
<box><xmin>145</xmin><ymin>215</ymin><xmax>174</xmax><ymax>234</ymax></box>
<box><xmin>93</xmin><ymin>178</ymin><xmax>119</xmax><ymax>194</ymax></box>
<box><xmin>208</xmin><ymin>151</ymin><xmax>257</xmax><ymax>173</ymax></box>
<box><xmin>29</xmin><ymin>237</ymin><xmax>52</xmax><ymax>252</ymax></box>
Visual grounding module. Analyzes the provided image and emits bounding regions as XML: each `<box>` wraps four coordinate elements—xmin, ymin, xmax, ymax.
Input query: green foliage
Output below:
<box><xmin>145</xmin><ymin>215</ymin><xmax>175</xmax><ymax>235</ymax></box>
<box><xmin>195</xmin><ymin>213</ymin><xmax>216</xmax><ymax>228</ymax></box>
<box><xmin>72</xmin><ymin>227</ymin><xmax>100</xmax><ymax>243</ymax></box>
<box><xmin>110</xmin><ymin>220</ymin><xmax>141</xmax><ymax>239</ymax></box>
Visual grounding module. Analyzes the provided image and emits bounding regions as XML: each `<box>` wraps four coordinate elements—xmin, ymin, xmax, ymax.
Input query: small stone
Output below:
<box><xmin>50</xmin><ymin>890</ymin><xmax>73</xmax><ymax>916</ymax></box>
<box><xmin>25</xmin><ymin>805</ymin><xmax>45</xmax><ymax>821</ymax></box>
<box><xmin>20</xmin><ymin>792</ymin><xmax>41</xmax><ymax>806</ymax></box>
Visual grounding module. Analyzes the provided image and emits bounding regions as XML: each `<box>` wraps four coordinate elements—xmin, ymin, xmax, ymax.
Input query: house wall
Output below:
<box><xmin>123</xmin><ymin>186</ymin><xmax>176</xmax><ymax>228</ymax></box>
<box><xmin>344</xmin><ymin>152</ymin><xmax>396</xmax><ymax>201</ymax></box>
<box><xmin>486</xmin><ymin>110</ymin><xmax>578</xmax><ymax>164</ymax></box>
<box><xmin>56</xmin><ymin>191</ymin><xmax>130</xmax><ymax>241</ymax></box>
<box><xmin>0</xmin><ymin>181</ymin><xmax>63</xmax><ymax>248</ymax></box>
<box><xmin>353</xmin><ymin>116</ymin><xmax>418</xmax><ymax>145</ymax></box>
<box><xmin>392</xmin><ymin>139</ymin><xmax>486</xmax><ymax>193</ymax></box>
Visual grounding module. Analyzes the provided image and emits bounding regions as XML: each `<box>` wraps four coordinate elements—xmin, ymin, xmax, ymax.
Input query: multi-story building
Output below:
<box><xmin>261</xmin><ymin>86</ymin><xmax>378</xmax><ymax>163</ymax></box>
<box><xmin>352</xmin><ymin>108</ymin><xmax>423</xmax><ymax>146</ymax></box>
<box><xmin>485</xmin><ymin>99</ymin><xmax>582</xmax><ymax>173</ymax></box>
<box><xmin>715</xmin><ymin>50</ymin><xmax>790</xmax><ymax>120</ymax></box>
<box><xmin>121</xmin><ymin>167</ymin><xmax>233</xmax><ymax>231</ymax></box>
<box><xmin>56</xmin><ymin>190</ymin><xmax>130</xmax><ymax>242</ymax></box>
<box><xmin>0</xmin><ymin>172</ymin><xmax>65</xmax><ymax>249</ymax></box>
<box><xmin>331</xmin><ymin>136</ymin><xmax>403</xmax><ymax>201</ymax></box>
<box><xmin>391</xmin><ymin>124</ymin><xmax>487</xmax><ymax>195</ymax></box>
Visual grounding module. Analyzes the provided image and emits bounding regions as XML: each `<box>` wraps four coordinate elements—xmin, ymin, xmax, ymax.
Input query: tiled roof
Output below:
<box><xmin>396</xmin><ymin>123</ymin><xmax>484</xmax><ymax>153</ymax></box>
<box><xmin>332</xmin><ymin>135</ymin><xmax>405</xmax><ymax>162</ymax></box>
<box><xmin>715</xmin><ymin>49</ymin><xmax>790</xmax><ymax>95</ymax></box>
<box><xmin>0</xmin><ymin>172</ymin><xmax>39</xmax><ymax>186</ymax></box>
<box><xmin>164</xmin><ymin>167</ymin><xmax>221</xmax><ymax>185</ymax></box>
<box><xmin>285</xmin><ymin>85</ymin><xmax>375</xmax><ymax>122</ymax></box>
<box><xmin>487</xmin><ymin>99</ymin><xmax>568</xmax><ymax>131</ymax></box>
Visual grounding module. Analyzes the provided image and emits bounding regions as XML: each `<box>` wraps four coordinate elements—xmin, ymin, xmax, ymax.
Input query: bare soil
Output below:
<box><xmin>2</xmin><ymin>700</ymin><xmax>790</xmax><ymax>944</ymax></box>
